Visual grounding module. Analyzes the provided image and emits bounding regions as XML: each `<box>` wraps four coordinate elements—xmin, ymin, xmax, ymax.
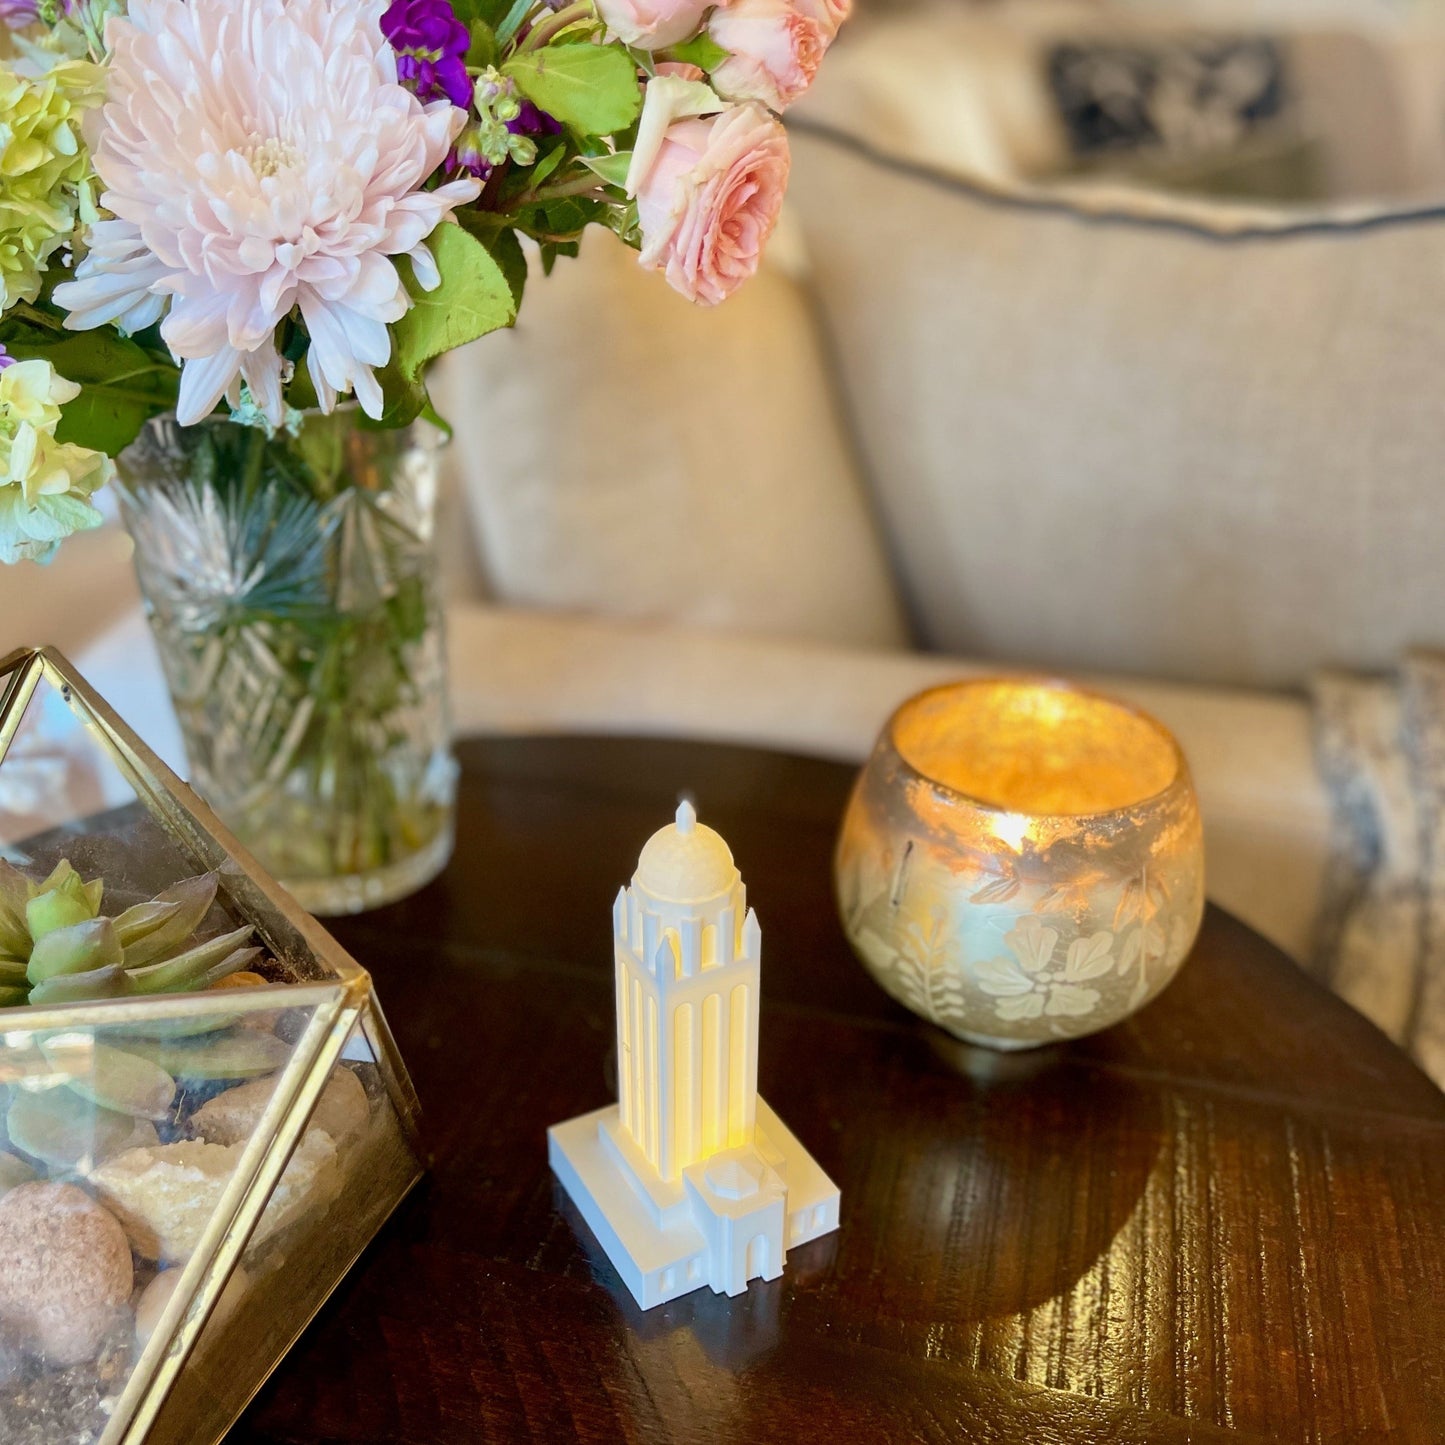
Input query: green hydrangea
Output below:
<box><xmin>0</xmin><ymin>356</ymin><xmax>112</xmax><ymax>563</ymax></box>
<box><xmin>0</xmin><ymin>58</ymin><xmax>105</xmax><ymax>314</ymax></box>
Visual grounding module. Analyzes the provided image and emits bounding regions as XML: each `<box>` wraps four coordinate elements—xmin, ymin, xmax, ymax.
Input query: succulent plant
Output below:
<box><xmin>0</xmin><ymin>861</ymin><xmax>259</xmax><ymax>1010</ymax></box>
<box><xmin>6</xmin><ymin>1086</ymin><xmax>158</xmax><ymax>1173</ymax></box>
<box><xmin>0</xmin><ymin>861</ymin><xmax>283</xmax><ymax>1166</ymax></box>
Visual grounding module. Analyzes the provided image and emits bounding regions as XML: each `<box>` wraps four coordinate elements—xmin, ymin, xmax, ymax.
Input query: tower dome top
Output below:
<box><xmin>634</xmin><ymin>801</ymin><xmax>739</xmax><ymax>903</ymax></box>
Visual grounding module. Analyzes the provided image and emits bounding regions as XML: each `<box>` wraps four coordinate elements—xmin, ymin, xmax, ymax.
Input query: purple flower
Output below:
<box><xmin>0</xmin><ymin>0</ymin><xmax>40</xmax><ymax>29</ymax></box>
<box><xmin>0</xmin><ymin>344</ymin><xmax>12</xmax><ymax>371</ymax></box>
<box><xmin>450</xmin><ymin>76</ymin><xmax>562</xmax><ymax>180</ymax></box>
<box><xmin>382</xmin><ymin>0</ymin><xmax>472</xmax><ymax>110</ymax></box>
<box><xmin>509</xmin><ymin>100</ymin><xmax>562</xmax><ymax>140</ymax></box>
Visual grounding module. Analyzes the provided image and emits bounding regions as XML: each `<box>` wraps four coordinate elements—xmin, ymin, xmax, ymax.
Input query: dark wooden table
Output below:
<box><xmin>230</xmin><ymin>736</ymin><xmax>1445</xmax><ymax>1444</ymax></box>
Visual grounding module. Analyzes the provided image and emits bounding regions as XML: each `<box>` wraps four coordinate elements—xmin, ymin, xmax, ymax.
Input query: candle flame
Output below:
<box><xmin>991</xmin><ymin>812</ymin><xmax>1031</xmax><ymax>852</ymax></box>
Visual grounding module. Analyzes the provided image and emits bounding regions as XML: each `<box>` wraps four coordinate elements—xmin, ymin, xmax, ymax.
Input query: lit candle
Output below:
<box><xmin>835</xmin><ymin>678</ymin><xmax>1205</xmax><ymax>1050</ymax></box>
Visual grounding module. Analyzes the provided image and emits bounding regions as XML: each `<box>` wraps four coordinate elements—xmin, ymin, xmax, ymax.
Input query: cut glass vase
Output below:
<box><xmin>0</xmin><ymin>646</ymin><xmax>423</xmax><ymax>1445</ymax></box>
<box><xmin>115</xmin><ymin>411</ymin><xmax>457</xmax><ymax>916</ymax></box>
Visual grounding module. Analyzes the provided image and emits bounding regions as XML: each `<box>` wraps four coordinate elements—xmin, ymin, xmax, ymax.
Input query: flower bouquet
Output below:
<box><xmin>0</xmin><ymin>0</ymin><xmax>845</xmax><ymax>911</ymax></box>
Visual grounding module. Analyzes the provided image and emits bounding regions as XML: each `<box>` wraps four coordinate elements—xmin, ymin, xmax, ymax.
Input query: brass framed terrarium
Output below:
<box><xmin>0</xmin><ymin>646</ymin><xmax>423</xmax><ymax>1445</ymax></box>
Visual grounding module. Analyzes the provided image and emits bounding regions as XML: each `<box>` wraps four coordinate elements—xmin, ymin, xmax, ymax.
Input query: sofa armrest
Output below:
<box><xmin>3</xmin><ymin>583</ymin><xmax>1328</xmax><ymax>966</ymax></box>
<box><xmin>448</xmin><ymin>604</ymin><xmax>1330</xmax><ymax>963</ymax></box>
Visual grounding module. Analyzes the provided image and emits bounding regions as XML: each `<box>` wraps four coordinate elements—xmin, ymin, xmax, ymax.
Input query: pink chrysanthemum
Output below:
<box><xmin>55</xmin><ymin>0</ymin><xmax>478</xmax><ymax>426</ymax></box>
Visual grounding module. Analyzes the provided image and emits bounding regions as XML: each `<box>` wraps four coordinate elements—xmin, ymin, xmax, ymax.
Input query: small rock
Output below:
<box><xmin>0</xmin><ymin>1318</ymin><xmax>130</xmax><ymax>1445</ymax></box>
<box><xmin>0</xmin><ymin>1183</ymin><xmax>133</xmax><ymax>1366</ymax></box>
<box><xmin>89</xmin><ymin>1130</ymin><xmax>339</xmax><ymax>1263</ymax></box>
<box><xmin>191</xmin><ymin>1066</ymin><xmax>368</xmax><ymax>1149</ymax></box>
<box><xmin>0</xmin><ymin>1153</ymin><xmax>35</xmax><ymax>1199</ymax></box>
<box><xmin>210</xmin><ymin>972</ymin><xmax>269</xmax><ymax>991</ymax></box>
<box><xmin>132</xmin><ymin>1269</ymin><xmax>182</xmax><ymax>1347</ymax></box>
<box><xmin>210</xmin><ymin>972</ymin><xmax>283</xmax><ymax>1034</ymax></box>
<box><xmin>134</xmin><ymin>1264</ymin><xmax>249</xmax><ymax>1348</ymax></box>
<box><xmin>0</xmin><ymin>1323</ymin><xmax>24</xmax><ymax>1386</ymax></box>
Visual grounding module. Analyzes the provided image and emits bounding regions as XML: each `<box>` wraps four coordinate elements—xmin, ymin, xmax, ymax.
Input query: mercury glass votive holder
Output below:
<box><xmin>835</xmin><ymin>678</ymin><xmax>1206</xmax><ymax>1050</ymax></box>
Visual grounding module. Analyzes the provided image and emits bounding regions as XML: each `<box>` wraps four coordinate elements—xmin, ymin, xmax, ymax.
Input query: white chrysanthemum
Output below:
<box><xmin>53</xmin><ymin>0</ymin><xmax>478</xmax><ymax>426</ymax></box>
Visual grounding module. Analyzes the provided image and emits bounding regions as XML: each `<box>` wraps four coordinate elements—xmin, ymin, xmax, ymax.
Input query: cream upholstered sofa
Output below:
<box><xmin>14</xmin><ymin>0</ymin><xmax>1445</xmax><ymax>983</ymax></box>
<box><xmin>427</xmin><ymin>0</ymin><xmax>1445</xmax><ymax>972</ymax></box>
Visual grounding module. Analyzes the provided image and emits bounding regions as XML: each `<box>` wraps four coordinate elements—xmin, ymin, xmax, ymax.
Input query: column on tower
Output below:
<box><xmin>614</xmin><ymin>884</ymin><xmax>662</xmax><ymax>1166</ymax></box>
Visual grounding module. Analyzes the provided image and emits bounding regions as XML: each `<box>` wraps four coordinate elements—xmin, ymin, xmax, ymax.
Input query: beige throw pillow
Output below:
<box><xmin>787</xmin><ymin>10</ymin><xmax>1445</xmax><ymax>689</ymax></box>
<box><xmin>431</xmin><ymin>230</ymin><xmax>910</xmax><ymax>650</ymax></box>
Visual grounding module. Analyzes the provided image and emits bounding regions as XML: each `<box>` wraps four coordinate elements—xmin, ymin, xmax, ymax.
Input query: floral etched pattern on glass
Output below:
<box><xmin>115</xmin><ymin>411</ymin><xmax>456</xmax><ymax>915</ymax></box>
<box><xmin>835</xmin><ymin>679</ymin><xmax>1206</xmax><ymax>1050</ymax></box>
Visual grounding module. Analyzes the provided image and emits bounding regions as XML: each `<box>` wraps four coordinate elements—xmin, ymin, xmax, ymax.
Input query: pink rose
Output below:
<box><xmin>596</xmin><ymin>0</ymin><xmax>711</xmax><ymax>49</ymax></box>
<box><xmin>708</xmin><ymin>0</ymin><xmax>831</xmax><ymax>112</ymax></box>
<box><xmin>653</xmin><ymin>61</ymin><xmax>707</xmax><ymax>81</ymax></box>
<box><xmin>628</xmin><ymin>91</ymin><xmax>790</xmax><ymax>306</ymax></box>
<box><xmin>795</xmin><ymin>0</ymin><xmax>850</xmax><ymax>34</ymax></box>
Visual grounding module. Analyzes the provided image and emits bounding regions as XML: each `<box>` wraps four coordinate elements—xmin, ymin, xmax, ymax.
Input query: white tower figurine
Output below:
<box><xmin>548</xmin><ymin>801</ymin><xmax>841</xmax><ymax>1310</ymax></box>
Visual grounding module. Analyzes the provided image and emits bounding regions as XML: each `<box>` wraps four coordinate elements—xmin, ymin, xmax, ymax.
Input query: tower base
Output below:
<box><xmin>548</xmin><ymin>1096</ymin><xmax>840</xmax><ymax>1310</ymax></box>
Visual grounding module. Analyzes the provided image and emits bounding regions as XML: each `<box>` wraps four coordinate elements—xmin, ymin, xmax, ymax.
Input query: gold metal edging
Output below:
<box><xmin>359</xmin><ymin>989</ymin><xmax>423</xmax><ymax>1150</ymax></box>
<box><xmin>109</xmin><ymin>989</ymin><xmax>356</xmax><ymax>1445</ymax></box>
<box><xmin>0</xmin><ymin>650</ymin><xmax>42</xmax><ymax>770</ymax></box>
<box><xmin>6</xmin><ymin>983</ymin><xmax>346</xmax><ymax>1036</ymax></box>
<box><xmin>34</xmin><ymin>647</ymin><xmax>371</xmax><ymax>990</ymax></box>
<box><xmin>0</xmin><ymin>645</ymin><xmax>428</xmax><ymax>1442</ymax></box>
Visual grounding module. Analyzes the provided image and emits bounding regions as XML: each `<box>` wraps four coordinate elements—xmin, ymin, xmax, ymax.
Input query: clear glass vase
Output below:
<box><xmin>115</xmin><ymin>410</ymin><xmax>457</xmax><ymax>916</ymax></box>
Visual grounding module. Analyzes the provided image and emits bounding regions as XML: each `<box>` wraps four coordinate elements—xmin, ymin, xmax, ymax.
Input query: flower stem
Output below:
<box><xmin>11</xmin><ymin>302</ymin><xmax>65</xmax><ymax>332</ymax></box>
<box><xmin>528</xmin><ymin>172</ymin><xmax>611</xmax><ymax>202</ymax></box>
<box><xmin>520</xmin><ymin>1</ymin><xmax>596</xmax><ymax>51</ymax></box>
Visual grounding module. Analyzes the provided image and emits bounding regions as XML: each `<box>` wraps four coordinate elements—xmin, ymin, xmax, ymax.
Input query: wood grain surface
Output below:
<box><xmin>227</xmin><ymin>735</ymin><xmax>1445</xmax><ymax>1445</ymax></box>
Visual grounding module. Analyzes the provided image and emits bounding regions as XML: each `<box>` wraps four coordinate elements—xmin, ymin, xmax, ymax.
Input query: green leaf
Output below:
<box><xmin>494</xmin><ymin>0</ymin><xmax>536</xmax><ymax>45</ymax></box>
<box><xmin>503</xmin><ymin>43</ymin><xmax>642</xmax><ymax>137</ymax></box>
<box><xmin>539</xmin><ymin>240</ymin><xmax>581</xmax><ymax>276</ymax></box>
<box><xmin>0</xmin><ymin>321</ymin><xmax>179</xmax><ymax>456</ymax></box>
<box><xmin>666</xmin><ymin>34</ymin><xmax>729</xmax><ymax>70</ymax></box>
<box><xmin>357</xmin><ymin>359</ymin><xmax>428</xmax><ymax>432</ymax></box>
<box><xmin>113</xmin><ymin>899</ymin><xmax>182</xmax><ymax>949</ymax></box>
<box><xmin>580</xmin><ymin>151</ymin><xmax>632</xmax><ymax>188</ymax></box>
<box><xmin>120</xmin><ymin>874</ymin><xmax>217</xmax><ymax>969</ymax></box>
<box><xmin>49</xmin><ymin>1041</ymin><xmax>176</xmax><ymax>1121</ymax></box>
<box><xmin>26</xmin><ymin>877</ymin><xmax>98</xmax><ymax>942</ymax></box>
<box><xmin>122</xmin><ymin>924</ymin><xmax>254</xmax><ymax>996</ymax></box>
<box><xmin>119</xmin><ymin>1031</ymin><xmax>293</xmax><ymax>1082</ymax></box>
<box><xmin>456</xmin><ymin>213</ymin><xmax>527</xmax><ymax>310</ymax></box>
<box><xmin>530</xmin><ymin>140</ymin><xmax>568</xmax><ymax>189</ymax></box>
<box><xmin>603</xmin><ymin>199</ymin><xmax>642</xmax><ymax>248</ymax></box>
<box><xmin>53</xmin><ymin>386</ymin><xmax>154</xmax><ymax>456</ymax></box>
<box><xmin>7</xmin><ymin>1088</ymin><xmax>140</xmax><ymax>1171</ymax></box>
<box><xmin>28</xmin><ymin>918</ymin><xmax>122</xmax><ymax>985</ymax></box>
<box><xmin>466</xmin><ymin>18</ymin><xmax>498</xmax><ymax>69</ymax></box>
<box><xmin>285</xmin><ymin>351</ymin><xmax>321</xmax><ymax>413</ymax></box>
<box><xmin>539</xmin><ymin>195</ymin><xmax>604</xmax><ymax>235</ymax></box>
<box><xmin>392</xmin><ymin>223</ymin><xmax>517</xmax><ymax>383</ymax></box>
<box><xmin>490</xmin><ymin>227</ymin><xmax>528</xmax><ymax>311</ymax></box>
<box><xmin>457</xmin><ymin>0</ymin><xmax>526</xmax><ymax>32</ymax></box>
<box><xmin>27</xmin><ymin>965</ymin><xmax>126</xmax><ymax>1006</ymax></box>
<box><xmin>420</xmin><ymin>401</ymin><xmax>454</xmax><ymax>441</ymax></box>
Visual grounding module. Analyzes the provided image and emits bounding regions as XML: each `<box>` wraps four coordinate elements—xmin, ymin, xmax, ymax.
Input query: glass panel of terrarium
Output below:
<box><xmin>1</xmin><ymin>655</ymin><xmax>372</xmax><ymax>989</ymax></box>
<box><xmin>141</xmin><ymin>1007</ymin><xmax>422</xmax><ymax>1445</ymax></box>
<box><xmin>0</xmin><ymin>981</ymin><xmax>342</xmax><ymax>1445</ymax></box>
<box><xmin>0</xmin><ymin>664</ymin><xmax>208</xmax><ymax>905</ymax></box>
<box><xmin>0</xmin><ymin>651</ymin><xmax>419</xmax><ymax>1443</ymax></box>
